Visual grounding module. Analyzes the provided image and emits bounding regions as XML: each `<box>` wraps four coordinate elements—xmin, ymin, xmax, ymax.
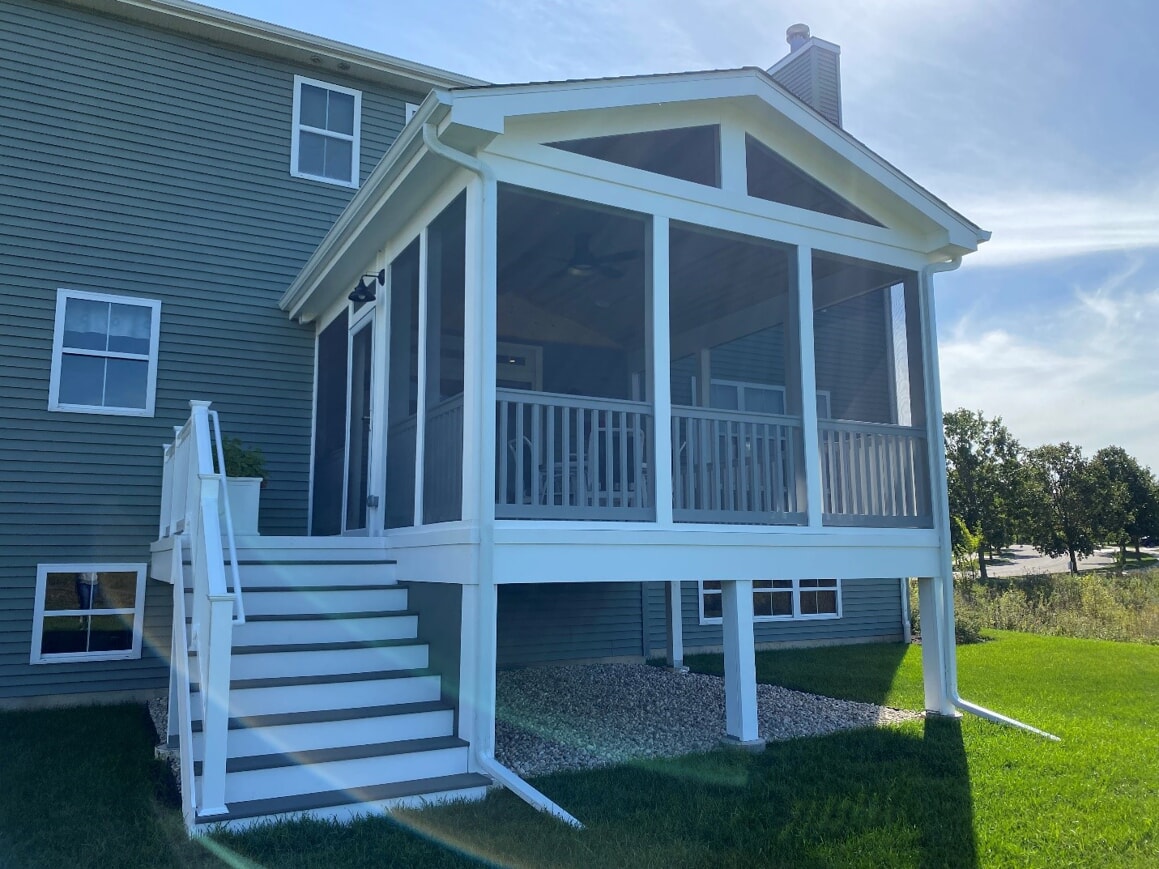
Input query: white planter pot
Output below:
<box><xmin>221</xmin><ymin>477</ymin><xmax>262</xmax><ymax>536</ymax></box>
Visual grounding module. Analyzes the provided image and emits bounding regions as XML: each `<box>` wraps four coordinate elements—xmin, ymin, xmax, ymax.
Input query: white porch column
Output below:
<box><xmin>665</xmin><ymin>580</ymin><xmax>684</xmax><ymax>669</ymax></box>
<box><xmin>721</xmin><ymin>579</ymin><xmax>763</xmax><ymax>747</ymax></box>
<box><xmin>917</xmin><ymin>575</ymin><xmax>954</xmax><ymax>715</ymax></box>
<box><xmin>649</xmin><ymin>215</ymin><xmax>673</xmax><ymax>524</ymax></box>
<box><xmin>795</xmin><ymin>245</ymin><xmax>823</xmax><ymax>526</ymax></box>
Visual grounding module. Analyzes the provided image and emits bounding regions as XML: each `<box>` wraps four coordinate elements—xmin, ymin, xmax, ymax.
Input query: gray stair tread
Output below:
<box><xmin>191</xmin><ymin>638</ymin><xmax>424</xmax><ymax>656</ymax></box>
<box><xmin>232</xmin><ymin>559</ymin><xmax>397</xmax><ymax>566</ymax></box>
<box><xmin>190</xmin><ymin>700</ymin><xmax>451</xmax><ymax>732</ymax></box>
<box><xmin>239</xmin><ymin>585</ymin><xmax>402</xmax><ymax>593</ymax></box>
<box><xmin>191</xmin><ymin>667</ymin><xmax>437</xmax><ymax>692</ymax></box>
<box><xmin>187</xmin><ymin>584</ymin><xmax>401</xmax><ymax>593</ymax></box>
<box><xmin>245</xmin><ymin>610</ymin><xmax>418</xmax><ymax>622</ymax></box>
<box><xmin>197</xmin><ymin>773</ymin><xmax>491</xmax><ymax>823</ymax></box>
<box><xmin>195</xmin><ymin>735</ymin><xmax>468</xmax><ymax>775</ymax></box>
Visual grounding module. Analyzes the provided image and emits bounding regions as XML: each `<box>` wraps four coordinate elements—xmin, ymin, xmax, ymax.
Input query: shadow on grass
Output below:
<box><xmin>376</xmin><ymin>716</ymin><xmax>978</xmax><ymax>869</ymax></box>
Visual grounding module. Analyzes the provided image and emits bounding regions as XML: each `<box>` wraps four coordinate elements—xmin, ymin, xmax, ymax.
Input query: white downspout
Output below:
<box><xmin>923</xmin><ymin>256</ymin><xmax>1059</xmax><ymax>742</ymax></box>
<box><xmin>421</xmin><ymin>122</ymin><xmax>585</xmax><ymax>828</ymax></box>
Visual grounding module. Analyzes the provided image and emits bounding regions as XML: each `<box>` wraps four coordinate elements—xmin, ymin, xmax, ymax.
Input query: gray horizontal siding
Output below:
<box><xmin>664</xmin><ymin>577</ymin><xmax>904</xmax><ymax>650</ymax></box>
<box><xmin>0</xmin><ymin>0</ymin><xmax>420</xmax><ymax>699</ymax></box>
<box><xmin>497</xmin><ymin>583</ymin><xmax>645</xmax><ymax>667</ymax></box>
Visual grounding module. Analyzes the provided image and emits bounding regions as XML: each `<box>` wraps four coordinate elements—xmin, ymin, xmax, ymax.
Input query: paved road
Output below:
<box><xmin>983</xmin><ymin>544</ymin><xmax>1158</xmax><ymax>577</ymax></box>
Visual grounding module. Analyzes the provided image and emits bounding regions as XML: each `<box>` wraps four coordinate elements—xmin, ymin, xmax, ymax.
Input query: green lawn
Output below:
<box><xmin>2</xmin><ymin>632</ymin><xmax>1156</xmax><ymax>868</ymax></box>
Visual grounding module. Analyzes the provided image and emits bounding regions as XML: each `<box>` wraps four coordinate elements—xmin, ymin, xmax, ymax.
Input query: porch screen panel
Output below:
<box><xmin>385</xmin><ymin>240</ymin><xmax>420</xmax><ymax>529</ymax></box>
<box><xmin>423</xmin><ymin>192</ymin><xmax>466</xmax><ymax>524</ymax></box>
<box><xmin>311</xmin><ymin>310</ymin><xmax>347</xmax><ymax>536</ymax></box>
<box><xmin>668</xmin><ymin>223</ymin><xmax>803</xmax><ymax>524</ymax></box>
<box><xmin>812</xmin><ymin>251</ymin><xmax>929</xmax><ymax>527</ymax></box>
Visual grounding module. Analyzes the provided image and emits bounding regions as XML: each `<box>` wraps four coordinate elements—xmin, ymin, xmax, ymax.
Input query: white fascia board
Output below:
<box><xmin>281</xmin><ymin>93</ymin><xmax>455</xmax><ymax>320</ymax></box>
<box><xmin>63</xmin><ymin>0</ymin><xmax>484</xmax><ymax>91</ymax></box>
<box><xmin>448</xmin><ymin>69</ymin><xmax>988</xmax><ymax>252</ymax></box>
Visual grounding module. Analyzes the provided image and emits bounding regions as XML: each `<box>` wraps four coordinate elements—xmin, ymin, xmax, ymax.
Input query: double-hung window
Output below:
<box><xmin>291</xmin><ymin>75</ymin><xmax>361</xmax><ymax>187</ymax></box>
<box><xmin>700</xmin><ymin>578</ymin><xmax>841</xmax><ymax>623</ymax></box>
<box><xmin>48</xmin><ymin>289</ymin><xmax>161</xmax><ymax>416</ymax></box>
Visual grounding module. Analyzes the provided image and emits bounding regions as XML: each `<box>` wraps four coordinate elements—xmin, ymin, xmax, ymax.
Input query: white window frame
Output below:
<box><xmin>291</xmin><ymin>75</ymin><xmax>362</xmax><ymax>188</ymax></box>
<box><xmin>30</xmin><ymin>563</ymin><xmax>148</xmax><ymax>664</ymax></box>
<box><xmin>698</xmin><ymin>578</ymin><xmax>842</xmax><ymax>625</ymax></box>
<box><xmin>48</xmin><ymin>289</ymin><xmax>161</xmax><ymax>417</ymax></box>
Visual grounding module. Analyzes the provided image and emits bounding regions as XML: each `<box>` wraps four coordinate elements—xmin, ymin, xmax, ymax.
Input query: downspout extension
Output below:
<box><xmin>923</xmin><ymin>256</ymin><xmax>1060</xmax><ymax>742</ymax></box>
<box><xmin>421</xmin><ymin>122</ymin><xmax>586</xmax><ymax>826</ymax></box>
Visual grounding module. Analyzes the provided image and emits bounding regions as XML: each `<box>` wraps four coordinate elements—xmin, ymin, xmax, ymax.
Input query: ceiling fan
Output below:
<box><xmin>547</xmin><ymin>232</ymin><xmax>641</xmax><ymax>282</ymax></box>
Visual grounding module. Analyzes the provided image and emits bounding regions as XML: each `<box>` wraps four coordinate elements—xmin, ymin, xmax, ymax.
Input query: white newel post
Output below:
<box><xmin>917</xmin><ymin>575</ymin><xmax>953</xmax><ymax>715</ymax></box>
<box><xmin>721</xmin><ymin>579</ymin><xmax>762</xmax><ymax>747</ymax></box>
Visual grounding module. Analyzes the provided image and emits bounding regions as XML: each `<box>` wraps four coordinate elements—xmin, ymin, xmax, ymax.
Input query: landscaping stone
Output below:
<box><xmin>495</xmin><ymin>663</ymin><xmax>921</xmax><ymax>777</ymax></box>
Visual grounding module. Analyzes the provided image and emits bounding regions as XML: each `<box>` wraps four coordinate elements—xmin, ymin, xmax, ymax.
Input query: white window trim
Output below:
<box><xmin>30</xmin><ymin>563</ymin><xmax>148</xmax><ymax>664</ymax></box>
<box><xmin>48</xmin><ymin>289</ymin><xmax>161</xmax><ymax>417</ymax></box>
<box><xmin>697</xmin><ymin>578</ymin><xmax>842</xmax><ymax>625</ymax></box>
<box><xmin>291</xmin><ymin>75</ymin><xmax>362</xmax><ymax>188</ymax></box>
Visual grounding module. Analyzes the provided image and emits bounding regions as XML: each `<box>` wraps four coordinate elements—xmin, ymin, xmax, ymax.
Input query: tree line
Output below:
<box><xmin>944</xmin><ymin>409</ymin><xmax>1159</xmax><ymax>575</ymax></box>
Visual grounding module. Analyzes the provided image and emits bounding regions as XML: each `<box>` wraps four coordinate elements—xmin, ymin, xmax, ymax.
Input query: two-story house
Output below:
<box><xmin>2</xmin><ymin>0</ymin><xmax>989</xmax><ymax>831</ymax></box>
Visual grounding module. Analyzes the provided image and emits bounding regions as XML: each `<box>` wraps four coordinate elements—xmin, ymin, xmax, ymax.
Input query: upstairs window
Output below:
<box><xmin>291</xmin><ymin>76</ymin><xmax>361</xmax><ymax>187</ymax></box>
<box><xmin>48</xmin><ymin>289</ymin><xmax>160</xmax><ymax>416</ymax></box>
<box><xmin>547</xmin><ymin>125</ymin><xmax>720</xmax><ymax>187</ymax></box>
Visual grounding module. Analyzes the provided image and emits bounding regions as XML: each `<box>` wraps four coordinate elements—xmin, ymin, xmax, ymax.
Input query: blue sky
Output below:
<box><xmin>205</xmin><ymin>0</ymin><xmax>1159</xmax><ymax>470</ymax></box>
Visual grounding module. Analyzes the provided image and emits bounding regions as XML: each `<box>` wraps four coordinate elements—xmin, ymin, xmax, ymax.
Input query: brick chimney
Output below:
<box><xmin>766</xmin><ymin>24</ymin><xmax>843</xmax><ymax>127</ymax></box>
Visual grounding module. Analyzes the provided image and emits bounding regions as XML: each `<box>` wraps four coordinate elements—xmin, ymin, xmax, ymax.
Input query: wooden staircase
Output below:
<box><xmin>173</xmin><ymin>544</ymin><xmax>488</xmax><ymax>831</ymax></box>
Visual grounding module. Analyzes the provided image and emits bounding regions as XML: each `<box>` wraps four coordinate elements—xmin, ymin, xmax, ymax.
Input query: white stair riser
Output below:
<box><xmin>191</xmin><ymin>785</ymin><xmax>489</xmax><ymax>833</ymax></box>
<box><xmin>191</xmin><ymin>708</ymin><xmax>455</xmax><ymax>761</ymax></box>
<box><xmin>238</xmin><ymin>587</ymin><xmax>409</xmax><ymax>616</ymax></box>
<box><xmin>231</xmin><ymin>615</ymin><xmax>418</xmax><ymax>646</ymax></box>
<box><xmin>197</xmin><ymin>676</ymin><xmax>443</xmax><ymax>718</ymax></box>
<box><xmin>235</xmin><ymin>563</ymin><xmax>395</xmax><ymax>588</ymax></box>
<box><xmin>227</xmin><ymin>644</ymin><xmax>428</xmax><ymax>681</ymax></box>
<box><xmin>219</xmin><ymin>746</ymin><xmax>469</xmax><ymax>802</ymax></box>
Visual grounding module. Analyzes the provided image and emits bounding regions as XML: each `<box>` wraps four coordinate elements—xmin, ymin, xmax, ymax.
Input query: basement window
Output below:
<box><xmin>699</xmin><ymin>578</ymin><xmax>841</xmax><ymax>624</ymax></box>
<box><xmin>291</xmin><ymin>75</ymin><xmax>361</xmax><ymax>187</ymax></box>
<box><xmin>31</xmin><ymin>564</ymin><xmax>147</xmax><ymax>664</ymax></box>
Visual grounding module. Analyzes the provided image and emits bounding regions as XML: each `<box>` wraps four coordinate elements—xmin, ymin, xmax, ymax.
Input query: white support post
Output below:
<box><xmin>795</xmin><ymin>246</ymin><xmax>823</xmax><ymax>526</ymax></box>
<box><xmin>650</xmin><ymin>215</ymin><xmax>673</xmax><ymax>524</ymax></box>
<box><xmin>665</xmin><ymin>580</ymin><xmax>684</xmax><ymax>669</ymax></box>
<box><xmin>917</xmin><ymin>575</ymin><xmax>953</xmax><ymax>715</ymax></box>
<box><xmin>721</xmin><ymin>579</ymin><xmax>763</xmax><ymax>747</ymax></box>
<box><xmin>473</xmin><ymin>580</ymin><xmax>499</xmax><ymax>761</ymax></box>
<box><xmin>413</xmin><ymin>228</ymin><xmax>430</xmax><ymax>526</ymax></box>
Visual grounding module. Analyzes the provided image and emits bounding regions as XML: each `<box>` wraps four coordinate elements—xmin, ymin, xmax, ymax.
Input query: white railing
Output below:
<box><xmin>671</xmin><ymin>406</ymin><xmax>805</xmax><ymax>524</ymax></box>
<box><xmin>158</xmin><ymin>399</ymin><xmax>237</xmax><ymax>819</ymax></box>
<box><xmin>496</xmin><ymin>389</ymin><xmax>653</xmax><ymax>520</ymax></box>
<box><xmin>818</xmin><ymin>420</ymin><xmax>931</xmax><ymax>527</ymax></box>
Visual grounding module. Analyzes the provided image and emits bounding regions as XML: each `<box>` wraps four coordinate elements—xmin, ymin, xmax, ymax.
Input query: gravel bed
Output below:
<box><xmin>496</xmin><ymin>663</ymin><xmax>920</xmax><ymax>777</ymax></box>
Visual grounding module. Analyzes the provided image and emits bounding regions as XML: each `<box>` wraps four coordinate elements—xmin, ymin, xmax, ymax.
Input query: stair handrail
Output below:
<box><xmin>207</xmin><ymin>408</ymin><xmax>245</xmax><ymax>624</ymax></box>
<box><xmin>183</xmin><ymin>399</ymin><xmax>235</xmax><ymax>818</ymax></box>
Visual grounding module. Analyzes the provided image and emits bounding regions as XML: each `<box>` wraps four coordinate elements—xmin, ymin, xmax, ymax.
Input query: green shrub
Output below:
<box><xmin>219</xmin><ymin>436</ymin><xmax>267</xmax><ymax>480</ymax></box>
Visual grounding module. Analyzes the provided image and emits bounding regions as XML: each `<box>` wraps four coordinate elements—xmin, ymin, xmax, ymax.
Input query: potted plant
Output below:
<box><xmin>218</xmin><ymin>437</ymin><xmax>267</xmax><ymax>535</ymax></box>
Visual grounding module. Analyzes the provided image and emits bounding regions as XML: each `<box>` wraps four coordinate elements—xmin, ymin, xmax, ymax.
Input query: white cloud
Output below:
<box><xmin>939</xmin><ymin>260</ymin><xmax>1159</xmax><ymax>471</ymax></box>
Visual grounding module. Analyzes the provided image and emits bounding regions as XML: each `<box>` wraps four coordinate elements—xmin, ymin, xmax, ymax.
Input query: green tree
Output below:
<box><xmin>943</xmin><ymin>409</ymin><xmax>1023</xmax><ymax>580</ymax></box>
<box><xmin>1091</xmin><ymin>446</ymin><xmax>1159</xmax><ymax>561</ymax></box>
<box><xmin>1023</xmin><ymin>442</ymin><xmax>1114</xmax><ymax>574</ymax></box>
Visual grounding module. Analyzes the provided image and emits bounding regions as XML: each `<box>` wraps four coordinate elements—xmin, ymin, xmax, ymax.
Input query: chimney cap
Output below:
<box><xmin>786</xmin><ymin>23</ymin><xmax>810</xmax><ymax>51</ymax></box>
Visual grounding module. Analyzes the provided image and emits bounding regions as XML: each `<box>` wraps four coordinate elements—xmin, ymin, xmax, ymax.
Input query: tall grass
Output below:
<box><xmin>937</xmin><ymin>568</ymin><xmax>1159</xmax><ymax>644</ymax></box>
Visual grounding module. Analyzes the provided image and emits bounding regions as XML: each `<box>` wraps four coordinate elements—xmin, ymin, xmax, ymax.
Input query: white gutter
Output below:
<box><xmin>421</xmin><ymin>122</ymin><xmax>585</xmax><ymax>828</ymax></box>
<box><xmin>923</xmin><ymin>256</ymin><xmax>1059</xmax><ymax>742</ymax></box>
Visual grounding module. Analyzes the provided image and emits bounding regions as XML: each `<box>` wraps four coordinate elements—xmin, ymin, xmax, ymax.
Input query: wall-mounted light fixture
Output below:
<box><xmin>348</xmin><ymin>269</ymin><xmax>385</xmax><ymax>303</ymax></box>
